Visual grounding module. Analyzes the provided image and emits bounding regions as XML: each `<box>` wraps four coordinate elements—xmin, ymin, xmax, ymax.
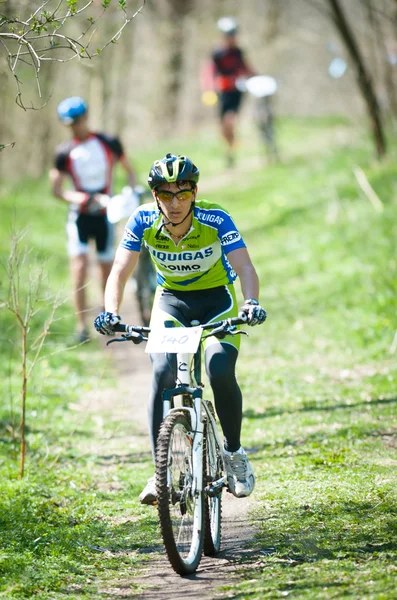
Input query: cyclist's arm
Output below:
<box><xmin>227</xmin><ymin>247</ymin><xmax>260</xmax><ymax>300</ymax></box>
<box><xmin>49</xmin><ymin>168</ymin><xmax>90</xmax><ymax>205</ymax></box>
<box><xmin>119</xmin><ymin>154</ymin><xmax>136</xmax><ymax>188</ymax></box>
<box><xmin>104</xmin><ymin>247</ymin><xmax>139</xmax><ymax>314</ymax></box>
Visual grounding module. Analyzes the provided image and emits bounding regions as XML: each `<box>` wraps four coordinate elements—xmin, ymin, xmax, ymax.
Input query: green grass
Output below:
<box><xmin>1</xmin><ymin>117</ymin><xmax>397</xmax><ymax>598</ymax></box>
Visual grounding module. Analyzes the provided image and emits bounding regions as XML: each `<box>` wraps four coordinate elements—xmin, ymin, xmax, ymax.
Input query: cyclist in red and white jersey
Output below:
<box><xmin>202</xmin><ymin>17</ymin><xmax>255</xmax><ymax>167</ymax></box>
<box><xmin>50</xmin><ymin>97</ymin><xmax>136</xmax><ymax>342</ymax></box>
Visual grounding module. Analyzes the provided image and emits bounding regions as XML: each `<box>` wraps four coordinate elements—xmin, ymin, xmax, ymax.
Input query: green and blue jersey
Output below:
<box><xmin>120</xmin><ymin>199</ymin><xmax>246</xmax><ymax>290</ymax></box>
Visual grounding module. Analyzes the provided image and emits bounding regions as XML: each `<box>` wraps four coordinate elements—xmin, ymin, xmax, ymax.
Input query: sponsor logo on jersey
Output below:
<box><xmin>123</xmin><ymin>229</ymin><xmax>140</xmax><ymax>244</ymax></box>
<box><xmin>197</xmin><ymin>211</ymin><xmax>224</xmax><ymax>225</ymax></box>
<box><xmin>164</xmin><ymin>264</ymin><xmax>201</xmax><ymax>272</ymax></box>
<box><xmin>221</xmin><ymin>230</ymin><xmax>241</xmax><ymax>246</ymax></box>
<box><xmin>141</xmin><ymin>213</ymin><xmax>157</xmax><ymax>225</ymax></box>
<box><xmin>151</xmin><ymin>248</ymin><xmax>213</xmax><ymax>262</ymax></box>
<box><xmin>147</xmin><ymin>243</ymin><xmax>221</xmax><ymax>276</ymax></box>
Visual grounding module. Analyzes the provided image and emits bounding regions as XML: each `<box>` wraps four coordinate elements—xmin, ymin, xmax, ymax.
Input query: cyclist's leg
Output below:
<box><xmin>149</xmin><ymin>352</ymin><xmax>177</xmax><ymax>458</ymax></box>
<box><xmin>142</xmin><ymin>288</ymin><xmax>187</xmax><ymax>503</ymax></box>
<box><xmin>219</xmin><ymin>91</ymin><xmax>243</xmax><ymax>166</ymax></box>
<box><xmin>203</xmin><ymin>285</ymin><xmax>255</xmax><ymax>497</ymax></box>
<box><xmin>67</xmin><ymin>214</ymin><xmax>90</xmax><ymax>335</ymax></box>
<box><xmin>147</xmin><ymin>287</ymin><xmax>187</xmax><ymax>459</ymax></box>
<box><xmin>95</xmin><ymin>215</ymin><xmax>115</xmax><ymax>293</ymax></box>
<box><xmin>203</xmin><ymin>284</ymin><xmax>242</xmax><ymax>452</ymax></box>
<box><xmin>205</xmin><ymin>343</ymin><xmax>242</xmax><ymax>453</ymax></box>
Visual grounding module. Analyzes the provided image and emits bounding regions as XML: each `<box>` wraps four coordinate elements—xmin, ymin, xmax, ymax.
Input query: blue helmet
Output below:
<box><xmin>57</xmin><ymin>96</ymin><xmax>87</xmax><ymax>124</ymax></box>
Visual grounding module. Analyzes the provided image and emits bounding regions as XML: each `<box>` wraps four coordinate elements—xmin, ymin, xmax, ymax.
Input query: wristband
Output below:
<box><xmin>244</xmin><ymin>298</ymin><xmax>259</xmax><ymax>306</ymax></box>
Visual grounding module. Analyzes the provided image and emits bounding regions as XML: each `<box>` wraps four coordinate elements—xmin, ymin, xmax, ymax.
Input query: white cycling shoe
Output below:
<box><xmin>223</xmin><ymin>447</ymin><xmax>255</xmax><ymax>498</ymax></box>
<box><xmin>139</xmin><ymin>475</ymin><xmax>157</xmax><ymax>505</ymax></box>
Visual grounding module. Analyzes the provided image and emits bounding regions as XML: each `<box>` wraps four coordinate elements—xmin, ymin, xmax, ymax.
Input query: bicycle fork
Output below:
<box><xmin>163</xmin><ymin>353</ymin><xmax>204</xmax><ymax>497</ymax></box>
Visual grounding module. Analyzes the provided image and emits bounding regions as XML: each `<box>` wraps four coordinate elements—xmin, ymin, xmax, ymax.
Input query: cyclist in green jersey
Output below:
<box><xmin>95</xmin><ymin>153</ymin><xmax>266</xmax><ymax>504</ymax></box>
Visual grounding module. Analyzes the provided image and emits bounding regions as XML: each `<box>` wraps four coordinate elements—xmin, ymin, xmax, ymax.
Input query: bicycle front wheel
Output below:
<box><xmin>203</xmin><ymin>420</ymin><xmax>222</xmax><ymax>555</ymax></box>
<box><xmin>156</xmin><ymin>412</ymin><xmax>204</xmax><ymax>575</ymax></box>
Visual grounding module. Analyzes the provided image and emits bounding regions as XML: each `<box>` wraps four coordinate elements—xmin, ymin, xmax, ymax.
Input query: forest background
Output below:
<box><xmin>1</xmin><ymin>0</ymin><xmax>397</xmax><ymax>178</ymax></box>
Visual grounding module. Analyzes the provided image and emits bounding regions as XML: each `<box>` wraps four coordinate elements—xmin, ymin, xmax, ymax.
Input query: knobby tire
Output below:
<box><xmin>156</xmin><ymin>412</ymin><xmax>204</xmax><ymax>575</ymax></box>
<box><xmin>203</xmin><ymin>420</ymin><xmax>222</xmax><ymax>556</ymax></box>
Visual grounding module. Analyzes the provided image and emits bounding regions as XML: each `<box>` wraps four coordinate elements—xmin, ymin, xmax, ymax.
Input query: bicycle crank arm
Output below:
<box><xmin>205</xmin><ymin>476</ymin><xmax>227</xmax><ymax>497</ymax></box>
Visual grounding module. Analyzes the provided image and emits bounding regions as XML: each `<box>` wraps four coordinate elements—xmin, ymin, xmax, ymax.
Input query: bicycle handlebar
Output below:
<box><xmin>114</xmin><ymin>312</ymin><xmax>247</xmax><ymax>334</ymax></box>
<box><xmin>200</xmin><ymin>312</ymin><xmax>247</xmax><ymax>330</ymax></box>
<box><xmin>106</xmin><ymin>312</ymin><xmax>248</xmax><ymax>346</ymax></box>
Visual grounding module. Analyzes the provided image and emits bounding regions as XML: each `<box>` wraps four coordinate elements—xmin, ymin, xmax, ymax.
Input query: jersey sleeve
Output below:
<box><xmin>217</xmin><ymin>211</ymin><xmax>246</xmax><ymax>254</ymax></box>
<box><xmin>96</xmin><ymin>133</ymin><xmax>124</xmax><ymax>159</ymax></box>
<box><xmin>119</xmin><ymin>208</ymin><xmax>144</xmax><ymax>252</ymax></box>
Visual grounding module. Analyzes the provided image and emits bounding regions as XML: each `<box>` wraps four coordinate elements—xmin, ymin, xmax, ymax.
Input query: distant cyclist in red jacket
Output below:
<box><xmin>202</xmin><ymin>17</ymin><xmax>255</xmax><ymax>167</ymax></box>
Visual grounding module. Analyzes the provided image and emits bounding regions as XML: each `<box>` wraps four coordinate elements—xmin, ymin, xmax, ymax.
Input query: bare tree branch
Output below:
<box><xmin>0</xmin><ymin>0</ymin><xmax>146</xmax><ymax>109</ymax></box>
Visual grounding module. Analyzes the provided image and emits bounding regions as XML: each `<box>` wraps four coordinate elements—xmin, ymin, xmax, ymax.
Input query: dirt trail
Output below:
<box><xmin>86</xmin><ymin>264</ymin><xmax>259</xmax><ymax>600</ymax></box>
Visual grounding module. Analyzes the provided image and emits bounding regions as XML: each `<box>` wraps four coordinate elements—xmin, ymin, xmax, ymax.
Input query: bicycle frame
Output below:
<box><xmin>161</xmin><ymin>345</ymin><xmax>226</xmax><ymax>497</ymax></box>
<box><xmin>108</xmin><ymin>314</ymin><xmax>247</xmax><ymax>496</ymax></box>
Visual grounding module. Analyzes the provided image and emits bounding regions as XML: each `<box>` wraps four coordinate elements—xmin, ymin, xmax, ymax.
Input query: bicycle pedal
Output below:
<box><xmin>205</xmin><ymin>479</ymin><xmax>225</xmax><ymax>497</ymax></box>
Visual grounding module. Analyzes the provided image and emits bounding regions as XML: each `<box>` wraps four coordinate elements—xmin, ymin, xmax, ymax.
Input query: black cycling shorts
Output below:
<box><xmin>150</xmin><ymin>284</ymin><xmax>241</xmax><ymax>351</ymax></box>
<box><xmin>66</xmin><ymin>213</ymin><xmax>115</xmax><ymax>261</ymax></box>
<box><xmin>218</xmin><ymin>90</ymin><xmax>243</xmax><ymax>118</ymax></box>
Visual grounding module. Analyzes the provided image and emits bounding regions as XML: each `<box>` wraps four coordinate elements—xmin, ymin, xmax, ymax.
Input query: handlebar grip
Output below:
<box><xmin>113</xmin><ymin>323</ymin><xmax>128</xmax><ymax>333</ymax></box>
<box><xmin>113</xmin><ymin>323</ymin><xmax>151</xmax><ymax>334</ymax></box>
<box><xmin>229</xmin><ymin>312</ymin><xmax>248</xmax><ymax>325</ymax></box>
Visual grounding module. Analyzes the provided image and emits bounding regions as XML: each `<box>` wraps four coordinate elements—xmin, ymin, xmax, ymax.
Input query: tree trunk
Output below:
<box><xmin>328</xmin><ymin>0</ymin><xmax>387</xmax><ymax>158</ymax></box>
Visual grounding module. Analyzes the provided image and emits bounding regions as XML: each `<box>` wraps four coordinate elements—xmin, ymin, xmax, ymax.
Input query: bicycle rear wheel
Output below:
<box><xmin>256</xmin><ymin>98</ymin><xmax>279</xmax><ymax>163</ymax></box>
<box><xmin>156</xmin><ymin>412</ymin><xmax>204</xmax><ymax>575</ymax></box>
<box><xmin>203</xmin><ymin>420</ymin><xmax>222</xmax><ymax>555</ymax></box>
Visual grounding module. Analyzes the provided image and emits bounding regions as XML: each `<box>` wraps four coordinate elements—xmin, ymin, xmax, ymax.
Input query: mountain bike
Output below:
<box><xmin>107</xmin><ymin>313</ymin><xmax>248</xmax><ymax>575</ymax></box>
<box><xmin>254</xmin><ymin>94</ymin><xmax>279</xmax><ymax>163</ymax></box>
<box><xmin>237</xmin><ymin>74</ymin><xmax>279</xmax><ymax>162</ymax></box>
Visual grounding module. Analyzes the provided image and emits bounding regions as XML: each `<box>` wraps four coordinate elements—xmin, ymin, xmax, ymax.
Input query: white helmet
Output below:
<box><xmin>217</xmin><ymin>17</ymin><xmax>238</xmax><ymax>35</ymax></box>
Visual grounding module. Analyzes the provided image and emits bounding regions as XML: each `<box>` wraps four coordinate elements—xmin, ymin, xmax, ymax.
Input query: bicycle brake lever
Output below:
<box><xmin>106</xmin><ymin>332</ymin><xmax>146</xmax><ymax>346</ymax></box>
<box><xmin>106</xmin><ymin>336</ymin><xmax>130</xmax><ymax>345</ymax></box>
<box><xmin>203</xmin><ymin>325</ymin><xmax>249</xmax><ymax>340</ymax></box>
<box><xmin>229</xmin><ymin>329</ymin><xmax>249</xmax><ymax>337</ymax></box>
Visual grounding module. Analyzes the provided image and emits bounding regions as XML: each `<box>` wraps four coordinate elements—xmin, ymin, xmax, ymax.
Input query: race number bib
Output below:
<box><xmin>145</xmin><ymin>326</ymin><xmax>202</xmax><ymax>354</ymax></box>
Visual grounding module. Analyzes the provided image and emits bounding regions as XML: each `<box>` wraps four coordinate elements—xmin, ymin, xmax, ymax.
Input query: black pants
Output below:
<box><xmin>218</xmin><ymin>90</ymin><xmax>243</xmax><ymax>118</ymax></box>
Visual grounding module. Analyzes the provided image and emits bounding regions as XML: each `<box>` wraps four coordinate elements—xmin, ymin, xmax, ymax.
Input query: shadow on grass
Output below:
<box><xmin>247</xmin><ymin>425</ymin><xmax>397</xmax><ymax>459</ymax></box>
<box><xmin>96</xmin><ymin>450</ymin><xmax>153</xmax><ymax>465</ymax></box>
<box><xmin>243</xmin><ymin>396</ymin><xmax>397</xmax><ymax>421</ymax></box>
